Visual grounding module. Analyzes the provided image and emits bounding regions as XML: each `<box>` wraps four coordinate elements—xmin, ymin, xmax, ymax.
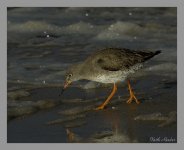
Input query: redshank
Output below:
<box><xmin>62</xmin><ymin>48</ymin><xmax>161</xmax><ymax>110</ymax></box>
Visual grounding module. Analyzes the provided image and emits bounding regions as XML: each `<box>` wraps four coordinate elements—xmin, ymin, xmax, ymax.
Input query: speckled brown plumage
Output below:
<box><xmin>86</xmin><ymin>48</ymin><xmax>161</xmax><ymax>71</ymax></box>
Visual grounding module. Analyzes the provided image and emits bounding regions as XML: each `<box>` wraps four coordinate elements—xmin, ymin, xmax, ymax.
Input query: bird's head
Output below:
<box><xmin>63</xmin><ymin>72</ymin><xmax>73</xmax><ymax>89</ymax></box>
<box><xmin>60</xmin><ymin>64</ymin><xmax>83</xmax><ymax>95</ymax></box>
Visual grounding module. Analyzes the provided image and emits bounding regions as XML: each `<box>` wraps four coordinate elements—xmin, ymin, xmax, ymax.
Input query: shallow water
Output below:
<box><xmin>7</xmin><ymin>7</ymin><xmax>177</xmax><ymax>143</ymax></box>
<box><xmin>7</xmin><ymin>77</ymin><xmax>177</xmax><ymax>142</ymax></box>
<box><xmin>8</xmin><ymin>7</ymin><xmax>176</xmax><ymax>88</ymax></box>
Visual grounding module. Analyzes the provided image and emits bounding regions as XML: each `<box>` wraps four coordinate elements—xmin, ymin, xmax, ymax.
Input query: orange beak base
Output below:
<box><xmin>60</xmin><ymin>80</ymin><xmax>71</xmax><ymax>96</ymax></box>
<box><xmin>63</xmin><ymin>80</ymin><xmax>71</xmax><ymax>89</ymax></box>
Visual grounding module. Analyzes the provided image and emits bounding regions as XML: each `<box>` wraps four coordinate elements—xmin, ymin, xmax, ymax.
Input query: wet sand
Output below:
<box><xmin>7</xmin><ymin>75</ymin><xmax>177</xmax><ymax>143</ymax></box>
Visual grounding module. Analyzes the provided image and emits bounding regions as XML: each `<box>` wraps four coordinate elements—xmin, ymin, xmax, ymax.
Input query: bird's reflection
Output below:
<box><xmin>65</xmin><ymin>104</ymin><xmax>138</xmax><ymax>143</ymax></box>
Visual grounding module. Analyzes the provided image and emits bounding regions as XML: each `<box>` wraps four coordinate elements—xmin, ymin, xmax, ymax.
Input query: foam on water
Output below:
<box><xmin>8</xmin><ymin>21</ymin><xmax>57</xmax><ymax>33</ymax></box>
<box><xmin>7</xmin><ymin>7</ymin><xmax>177</xmax><ymax>89</ymax></box>
<box><xmin>95</xmin><ymin>21</ymin><xmax>143</xmax><ymax>40</ymax></box>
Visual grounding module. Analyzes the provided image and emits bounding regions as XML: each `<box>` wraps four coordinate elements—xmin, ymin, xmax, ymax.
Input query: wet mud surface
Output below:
<box><xmin>7</xmin><ymin>76</ymin><xmax>177</xmax><ymax>143</ymax></box>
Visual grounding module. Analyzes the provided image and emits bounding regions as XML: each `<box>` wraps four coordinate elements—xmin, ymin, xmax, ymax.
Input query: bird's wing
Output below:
<box><xmin>87</xmin><ymin>48</ymin><xmax>159</xmax><ymax>72</ymax></box>
<box><xmin>95</xmin><ymin>53</ymin><xmax>123</xmax><ymax>71</ymax></box>
<box><xmin>93</xmin><ymin>48</ymin><xmax>144</xmax><ymax>71</ymax></box>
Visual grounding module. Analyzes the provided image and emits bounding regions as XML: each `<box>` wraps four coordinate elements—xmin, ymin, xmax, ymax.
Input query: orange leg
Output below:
<box><xmin>126</xmin><ymin>80</ymin><xmax>140</xmax><ymax>104</ymax></box>
<box><xmin>95</xmin><ymin>83</ymin><xmax>117</xmax><ymax>110</ymax></box>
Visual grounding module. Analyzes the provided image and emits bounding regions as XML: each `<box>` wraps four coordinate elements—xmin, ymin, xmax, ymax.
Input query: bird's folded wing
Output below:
<box><xmin>95</xmin><ymin>51</ymin><xmax>142</xmax><ymax>71</ymax></box>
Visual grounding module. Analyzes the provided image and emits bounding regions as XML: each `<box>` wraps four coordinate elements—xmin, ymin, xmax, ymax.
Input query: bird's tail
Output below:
<box><xmin>154</xmin><ymin>50</ymin><xmax>162</xmax><ymax>56</ymax></box>
<box><xmin>143</xmin><ymin>50</ymin><xmax>161</xmax><ymax>61</ymax></box>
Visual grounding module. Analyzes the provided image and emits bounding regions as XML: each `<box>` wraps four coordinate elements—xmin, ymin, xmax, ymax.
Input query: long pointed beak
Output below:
<box><xmin>60</xmin><ymin>80</ymin><xmax>72</xmax><ymax>96</ymax></box>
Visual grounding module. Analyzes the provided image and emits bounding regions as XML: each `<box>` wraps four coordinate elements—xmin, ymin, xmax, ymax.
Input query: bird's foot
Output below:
<box><xmin>94</xmin><ymin>83</ymin><xmax>117</xmax><ymax>110</ymax></box>
<box><xmin>94</xmin><ymin>105</ymin><xmax>105</xmax><ymax>110</ymax></box>
<box><xmin>126</xmin><ymin>80</ymin><xmax>140</xmax><ymax>104</ymax></box>
<box><xmin>126</xmin><ymin>95</ymin><xmax>140</xmax><ymax>104</ymax></box>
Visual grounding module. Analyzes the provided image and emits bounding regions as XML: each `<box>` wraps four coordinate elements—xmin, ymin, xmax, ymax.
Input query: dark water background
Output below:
<box><xmin>7</xmin><ymin>7</ymin><xmax>177</xmax><ymax>143</ymax></box>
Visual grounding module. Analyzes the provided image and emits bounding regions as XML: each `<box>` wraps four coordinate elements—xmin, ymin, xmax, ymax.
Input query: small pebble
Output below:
<box><xmin>111</xmin><ymin>106</ymin><xmax>116</xmax><ymax>110</ymax></box>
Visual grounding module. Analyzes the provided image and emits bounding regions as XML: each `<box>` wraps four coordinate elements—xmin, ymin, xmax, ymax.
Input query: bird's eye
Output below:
<box><xmin>68</xmin><ymin>73</ymin><xmax>73</xmax><ymax>78</ymax></box>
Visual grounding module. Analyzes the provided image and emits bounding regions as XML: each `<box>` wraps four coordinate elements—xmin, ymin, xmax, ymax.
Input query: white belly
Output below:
<box><xmin>91</xmin><ymin>63</ymin><xmax>143</xmax><ymax>83</ymax></box>
<box><xmin>94</xmin><ymin>72</ymin><xmax>126</xmax><ymax>83</ymax></box>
